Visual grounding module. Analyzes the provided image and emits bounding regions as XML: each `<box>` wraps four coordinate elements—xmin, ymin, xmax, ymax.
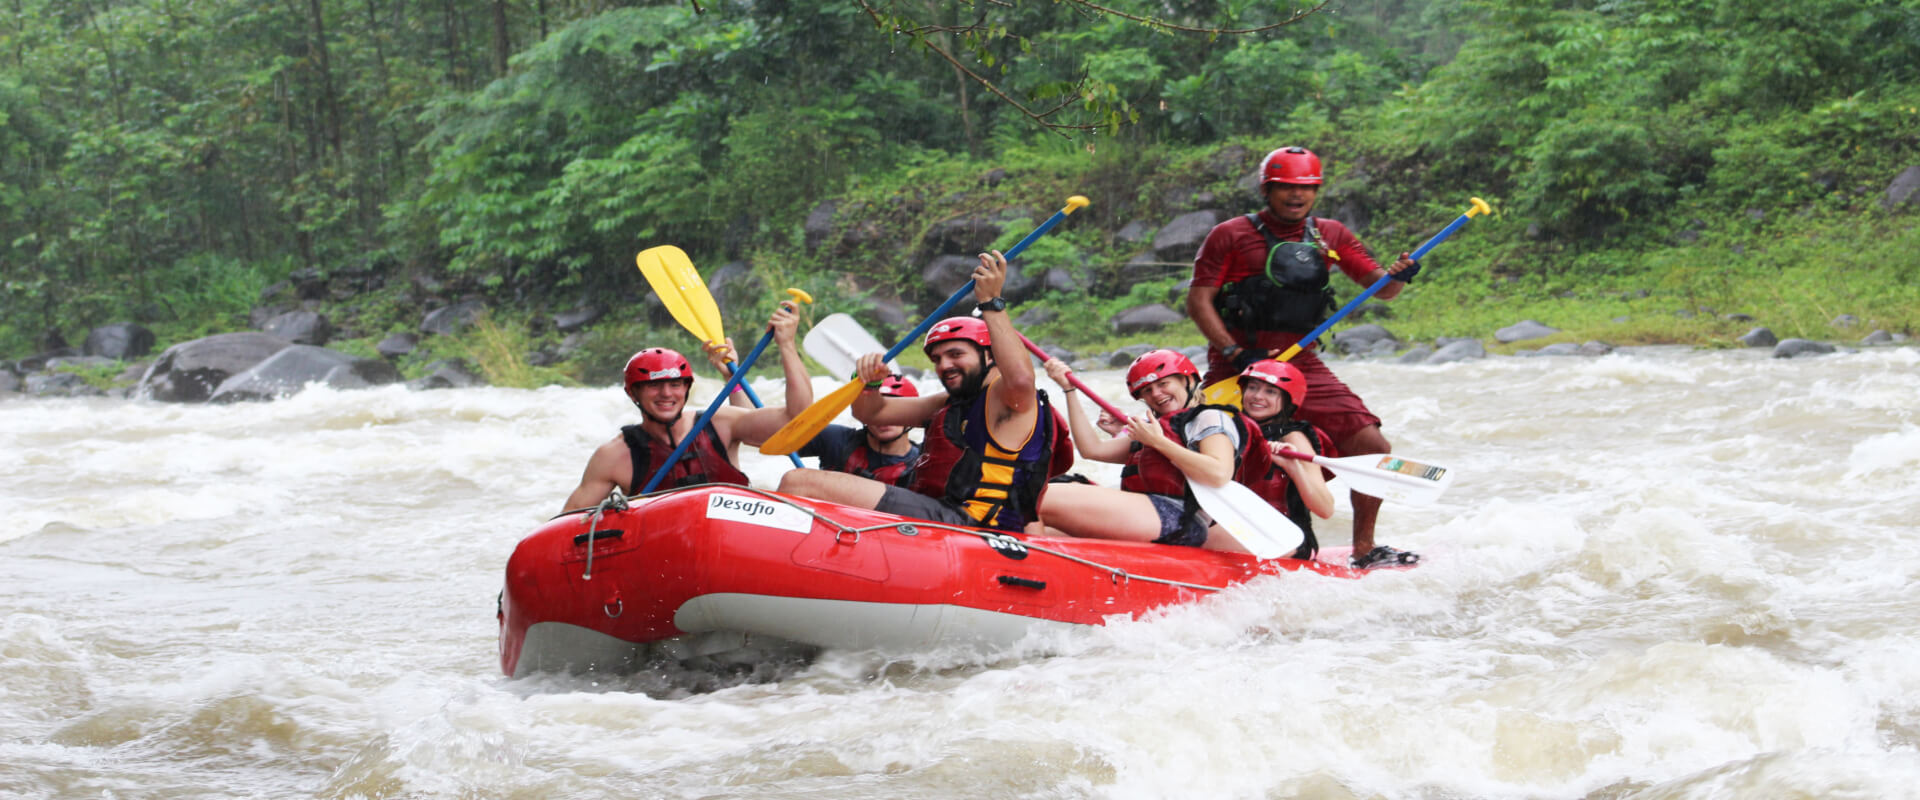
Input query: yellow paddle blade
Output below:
<box><xmin>1201</xmin><ymin>379</ymin><xmax>1241</xmax><ymax>408</ymax></box>
<box><xmin>636</xmin><ymin>246</ymin><xmax>725</xmax><ymax>346</ymax></box>
<box><xmin>759</xmin><ymin>378</ymin><xmax>864</xmax><ymax>455</ymax></box>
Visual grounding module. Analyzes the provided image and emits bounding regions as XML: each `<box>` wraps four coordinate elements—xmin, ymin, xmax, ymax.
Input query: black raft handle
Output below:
<box><xmin>996</xmin><ymin>575</ymin><xmax>1046</xmax><ymax>591</ymax></box>
<box><xmin>573</xmin><ymin>529</ymin><xmax>624</xmax><ymax>546</ymax></box>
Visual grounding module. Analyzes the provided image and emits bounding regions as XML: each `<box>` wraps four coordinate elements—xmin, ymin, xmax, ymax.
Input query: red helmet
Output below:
<box><xmin>924</xmin><ymin>316</ymin><xmax>991</xmax><ymax>354</ymax></box>
<box><xmin>878</xmin><ymin>374</ymin><xmax>919</xmax><ymax>397</ymax></box>
<box><xmin>623</xmin><ymin>348</ymin><xmax>693</xmax><ymax>388</ymax></box>
<box><xmin>1260</xmin><ymin>146</ymin><xmax>1323</xmax><ymax>186</ymax></box>
<box><xmin>1239</xmin><ymin>359</ymin><xmax>1307</xmax><ymax>407</ymax></box>
<box><xmin>1126</xmin><ymin>349</ymin><xmax>1200</xmax><ymax>397</ymax></box>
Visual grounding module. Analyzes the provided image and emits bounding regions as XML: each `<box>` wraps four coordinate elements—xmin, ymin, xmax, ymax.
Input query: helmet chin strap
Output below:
<box><xmin>864</xmin><ymin>425</ymin><xmax>906</xmax><ymax>446</ymax></box>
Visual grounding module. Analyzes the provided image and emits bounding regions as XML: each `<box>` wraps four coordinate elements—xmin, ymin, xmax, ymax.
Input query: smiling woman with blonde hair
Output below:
<box><xmin>1034</xmin><ymin>349</ymin><xmax>1269</xmax><ymax>553</ymax></box>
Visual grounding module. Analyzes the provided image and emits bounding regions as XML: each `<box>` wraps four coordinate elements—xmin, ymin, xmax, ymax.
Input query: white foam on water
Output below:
<box><xmin>7</xmin><ymin>347</ymin><xmax>1920</xmax><ymax>798</ymax></box>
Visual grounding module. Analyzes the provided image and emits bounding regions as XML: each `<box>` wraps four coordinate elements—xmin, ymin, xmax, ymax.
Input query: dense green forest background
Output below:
<box><xmin>4</xmin><ymin>0</ymin><xmax>1919</xmax><ymax>373</ymax></box>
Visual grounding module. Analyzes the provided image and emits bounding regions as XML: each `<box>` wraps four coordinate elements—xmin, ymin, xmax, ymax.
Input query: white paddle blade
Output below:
<box><xmin>1320</xmin><ymin>454</ymin><xmax>1454</xmax><ymax>506</ymax></box>
<box><xmin>1189</xmin><ymin>481</ymin><xmax>1302</xmax><ymax>560</ymax></box>
<box><xmin>803</xmin><ymin>313</ymin><xmax>895</xmax><ymax>379</ymax></box>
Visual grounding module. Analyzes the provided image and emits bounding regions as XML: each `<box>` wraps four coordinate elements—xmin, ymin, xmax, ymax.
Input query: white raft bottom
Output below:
<box><xmin>513</xmin><ymin>592</ymin><xmax>1083</xmax><ymax>677</ymax></box>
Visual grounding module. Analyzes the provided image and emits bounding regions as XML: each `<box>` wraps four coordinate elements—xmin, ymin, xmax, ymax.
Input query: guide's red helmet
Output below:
<box><xmin>1260</xmin><ymin>146</ymin><xmax>1323</xmax><ymax>186</ymax></box>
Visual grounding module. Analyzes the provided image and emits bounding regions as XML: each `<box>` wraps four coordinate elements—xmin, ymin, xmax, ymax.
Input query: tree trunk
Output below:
<box><xmin>490</xmin><ymin>0</ymin><xmax>509</xmax><ymax>78</ymax></box>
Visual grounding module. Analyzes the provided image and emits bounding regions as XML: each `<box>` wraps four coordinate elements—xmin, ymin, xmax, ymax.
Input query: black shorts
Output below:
<box><xmin>875</xmin><ymin>484</ymin><xmax>979</xmax><ymax>527</ymax></box>
<box><xmin>1147</xmin><ymin>493</ymin><xmax>1210</xmax><ymax>548</ymax></box>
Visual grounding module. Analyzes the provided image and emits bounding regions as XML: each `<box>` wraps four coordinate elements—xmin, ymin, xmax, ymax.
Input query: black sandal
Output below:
<box><xmin>1351</xmin><ymin>545</ymin><xmax>1420</xmax><ymax>569</ymax></box>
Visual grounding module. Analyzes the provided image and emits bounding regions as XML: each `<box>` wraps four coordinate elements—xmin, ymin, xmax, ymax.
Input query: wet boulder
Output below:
<box><xmin>553</xmin><ymin>304</ymin><xmax>608</xmax><ymax>334</ymax></box>
<box><xmin>1395</xmin><ymin>345</ymin><xmax>1435</xmax><ymax>364</ymax></box>
<box><xmin>376</xmin><ymin>332</ymin><xmax>419</xmax><ymax>359</ymax></box>
<box><xmin>83</xmin><ymin>323</ymin><xmax>156</xmax><ymax>360</ymax></box>
<box><xmin>25</xmin><ymin>373</ymin><xmax>105</xmax><ymax>398</ymax></box>
<box><xmin>1882</xmin><ymin>165</ymin><xmax>1920</xmax><ymax>212</ymax></box>
<box><xmin>705</xmin><ymin>261</ymin><xmax>763</xmax><ymax>316</ymax></box>
<box><xmin>920</xmin><ymin>255</ymin><xmax>978</xmax><ymax>300</ymax></box>
<box><xmin>1738</xmin><ymin>327</ymin><xmax>1778</xmax><ymax>348</ymax></box>
<box><xmin>1495</xmin><ymin>320</ymin><xmax>1561</xmax><ymax>343</ymax></box>
<box><xmin>140</xmin><ymin>332</ymin><xmax>293</xmax><ymax>403</ymax></box>
<box><xmin>1772</xmin><ymin>339</ymin><xmax>1836</xmax><ymax>359</ymax></box>
<box><xmin>1151</xmin><ymin>210</ymin><xmax>1229</xmax><ymax>263</ymax></box>
<box><xmin>208</xmin><ymin>344</ymin><xmax>403</xmax><ymax>402</ymax></box>
<box><xmin>408</xmin><ymin>359</ymin><xmax>486</xmax><ymax>390</ymax></box>
<box><xmin>1016</xmin><ymin>307</ymin><xmax>1058</xmax><ymax>327</ymax></box>
<box><xmin>924</xmin><ymin>215</ymin><xmax>1002</xmax><ymax>255</ymax></box>
<box><xmin>1861</xmin><ymin>330</ymin><xmax>1894</xmax><ymax>345</ymax></box>
<box><xmin>1109</xmin><ymin>303</ymin><xmax>1185</xmax><ymax>335</ymax></box>
<box><xmin>803</xmin><ymin>199</ymin><xmax>838</xmax><ymax>253</ymax></box>
<box><xmin>260</xmin><ymin>310</ymin><xmax>333</xmax><ymax>346</ymax></box>
<box><xmin>1107</xmin><ymin>344</ymin><xmax>1156</xmax><ymax>367</ymax></box>
<box><xmin>1332</xmin><ymin>324</ymin><xmax>1397</xmax><ymax>356</ymax></box>
<box><xmin>420</xmin><ymin>300</ymin><xmax>486</xmax><ymax>336</ymax></box>
<box><xmin>1424</xmin><ymin>339</ymin><xmax>1488</xmax><ymax>364</ymax></box>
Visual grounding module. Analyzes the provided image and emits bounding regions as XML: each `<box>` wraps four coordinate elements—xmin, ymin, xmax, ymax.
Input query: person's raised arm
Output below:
<box><xmin>851</xmin><ymin>352</ymin><xmax>945</xmax><ymax>427</ymax></box>
<box><xmin>1043</xmin><ymin>358</ymin><xmax>1130</xmax><ymax>463</ymax></box>
<box><xmin>725</xmin><ymin>301</ymin><xmax>814</xmax><ymax>446</ymax></box>
<box><xmin>973</xmin><ymin>251</ymin><xmax>1036</xmax><ymax>415</ymax></box>
<box><xmin>1332</xmin><ymin>225</ymin><xmax>1410</xmax><ymax>301</ymax></box>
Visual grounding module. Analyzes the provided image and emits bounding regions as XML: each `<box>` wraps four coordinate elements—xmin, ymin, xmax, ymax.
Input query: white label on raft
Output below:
<box><xmin>704</xmin><ymin>493</ymin><xmax>813</xmax><ymax>533</ymax></box>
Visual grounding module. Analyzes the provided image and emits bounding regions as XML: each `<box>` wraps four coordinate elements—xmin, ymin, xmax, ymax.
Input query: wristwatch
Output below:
<box><xmin>1221</xmin><ymin>343</ymin><xmax>1243</xmax><ymax>359</ymax></box>
<box><xmin>975</xmin><ymin>296</ymin><xmax>1008</xmax><ymax>314</ymax></box>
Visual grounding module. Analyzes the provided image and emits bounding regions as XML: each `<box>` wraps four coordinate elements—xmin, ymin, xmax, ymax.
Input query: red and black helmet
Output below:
<box><xmin>623</xmin><ymin>348</ymin><xmax>694</xmax><ymax>388</ymax></box>
<box><xmin>1125</xmin><ymin>349</ymin><xmax>1201</xmax><ymax>397</ymax></box>
<box><xmin>1239</xmin><ymin>359</ymin><xmax>1307</xmax><ymax>407</ymax></box>
<box><xmin>924</xmin><ymin>316</ymin><xmax>992</xmax><ymax>354</ymax></box>
<box><xmin>878</xmin><ymin>374</ymin><xmax>920</xmax><ymax>397</ymax></box>
<box><xmin>1259</xmin><ymin>146</ymin><xmax>1323</xmax><ymax>187</ymax></box>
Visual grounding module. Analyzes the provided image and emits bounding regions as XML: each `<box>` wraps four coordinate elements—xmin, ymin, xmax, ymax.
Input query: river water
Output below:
<box><xmin>4</xmin><ymin>346</ymin><xmax>1919</xmax><ymax>799</ymax></box>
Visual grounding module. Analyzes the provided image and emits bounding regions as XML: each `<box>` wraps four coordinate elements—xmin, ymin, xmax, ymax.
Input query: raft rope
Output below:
<box><xmin>626</xmin><ymin>484</ymin><xmax>1227</xmax><ymax>595</ymax></box>
<box><xmin>581</xmin><ymin>487</ymin><xmax>630</xmax><ymax>580</ymax></box>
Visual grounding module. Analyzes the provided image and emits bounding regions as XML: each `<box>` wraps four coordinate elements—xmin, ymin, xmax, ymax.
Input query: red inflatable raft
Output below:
<box><xmin>498</xmin><ymin>484</ymin><xmax>1374</xmax><ymax>677</ymax></box>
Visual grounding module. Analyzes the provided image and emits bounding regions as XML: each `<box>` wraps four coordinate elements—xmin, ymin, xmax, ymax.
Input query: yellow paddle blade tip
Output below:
<box><xmin>760</xmin><ymin>379</ymin><xmax>864</xmax><ymax>455</ymax></box>
<box><xmin>635</xmin><ymin>244</ymin><xmax>687</xmax><ymax>267</ymax></box>
<box><xmin>1065</xmin><ymin>196</ymin><xmax>1091</xmax><ymax>213</ymax></box>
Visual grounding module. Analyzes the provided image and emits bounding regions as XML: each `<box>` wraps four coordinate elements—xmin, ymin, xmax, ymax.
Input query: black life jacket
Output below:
<box><xmin>1250</xmin><ymin>417</ymin><xmax>1337</xmax><ymax>559</ymax></box>
<box><xmin>621</xmin><ymin>423</ymin><xmax>750</xmax><ymax>493</ymax></box>
<box><xmin>1119</xmin><ymin>403</ymin><xmax>1269</xmax><ymax>522</ymax></box>
<box><xmin>906</xmin><ymin>388</ymin><xmax>1074</xmax><ymax>532</ymax></box>
<box><xmin>1213</xmin><ymin>215</ymin><xmax>1336</xmax><ymax>334</ymax></box>
<box><xmin>840</xmin><ymin>437</ymin><xmax>921</xmax><ymax>487</ymax></box>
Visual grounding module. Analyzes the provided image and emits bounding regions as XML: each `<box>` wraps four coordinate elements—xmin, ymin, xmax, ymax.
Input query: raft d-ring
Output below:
<box><xmin>835</xmin><ymin>530</ymin><xmax>860</xmax><ymax>546</ymax></box>
<box><xmin>603</xmin><ymin>597</ymin><xmax>623</xmax><ymax>618</ymax></box>
<box><xmin>1109</xmin><ymin>570</ymin><xmax>1131</xmax><ymax>586</ymax></box>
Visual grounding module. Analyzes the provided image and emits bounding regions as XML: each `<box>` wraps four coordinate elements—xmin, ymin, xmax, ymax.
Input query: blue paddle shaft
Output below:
<box><xmin>879</xmin><ymin>205</ymin><xmax>1077</xmax><ymax>364</ymax></box>
<box><xmin>1287</xmin><ymin>207</ymin><xmax>1482</xmax><ymax>356</ymax></box>
<box><xmin>642</xmin><ymin>328</ymin><xmax>776</xmax><ymax>494</ymax></box>
<box><xmin>721</xmin><ymin>362</ymin><xmax>804</xmax><ymax>468</ymax></box>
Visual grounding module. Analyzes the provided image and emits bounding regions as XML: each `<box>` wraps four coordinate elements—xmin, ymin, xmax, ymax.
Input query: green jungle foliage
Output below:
<box><xmin>3</xmin><ymin>0</ymin><xmax>1918</xmax><ymax>367</ymax></box>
